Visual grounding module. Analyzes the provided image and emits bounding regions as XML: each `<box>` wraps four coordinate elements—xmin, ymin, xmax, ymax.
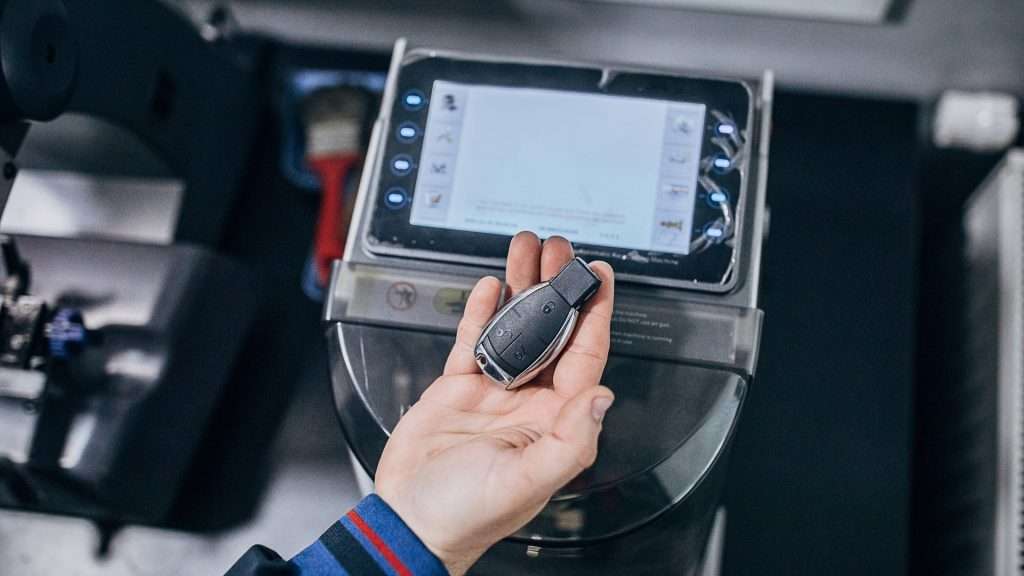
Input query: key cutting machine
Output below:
<box><xmin>325</xmin><ymin>40</ymin><xmax>772</xmax><ymax>576</ymax></box>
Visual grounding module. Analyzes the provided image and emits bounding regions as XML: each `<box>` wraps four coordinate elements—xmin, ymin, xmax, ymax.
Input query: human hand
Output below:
<box><xmin>375</xmin><ymin>232</ymin><xmax>615</xmax><ymax>575</ymax></box>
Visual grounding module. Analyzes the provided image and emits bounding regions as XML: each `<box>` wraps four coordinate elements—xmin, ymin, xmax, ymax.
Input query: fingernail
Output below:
<box><xmin>591</xmin><ymin>396</ymin><xmax>614</xmax><ymax>423</ymax></box>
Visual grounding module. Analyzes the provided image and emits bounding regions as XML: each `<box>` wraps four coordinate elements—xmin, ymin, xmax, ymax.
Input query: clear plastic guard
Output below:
<box><xmin>329</xmin><ymin>319</ymin><xmax>747</xmax><ymax>542</ymax></box>
<box><xmin>327</xmin><ymin>263</ymin><xmax>763</xmax><ymax>376</ymax></box>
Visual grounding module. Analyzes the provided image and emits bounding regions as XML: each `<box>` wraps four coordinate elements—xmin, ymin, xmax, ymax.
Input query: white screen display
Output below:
<box><xmin>409</xmin><ymin>81</ymin><xmax>706</xmax><ymax>255</ymax></box>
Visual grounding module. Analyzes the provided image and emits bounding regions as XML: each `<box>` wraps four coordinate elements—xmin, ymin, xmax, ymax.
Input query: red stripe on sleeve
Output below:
<box><xmin>347</xmin><ymin>510</ymin><xmax>414</xmax><ymax>576</ymax></box>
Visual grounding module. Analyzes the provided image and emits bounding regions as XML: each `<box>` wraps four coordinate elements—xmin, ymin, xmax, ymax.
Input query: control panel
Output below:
<box><xmin>364</xmin><ymin>53</ymin><xmax>755</xmax><ymax>291</ymax></box>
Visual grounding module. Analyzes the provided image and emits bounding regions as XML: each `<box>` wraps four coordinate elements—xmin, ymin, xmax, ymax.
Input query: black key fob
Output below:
<box><xmin>475</xmin><ymin>257</ymin><xmax>602</xmax><ymax>389</ymax></box>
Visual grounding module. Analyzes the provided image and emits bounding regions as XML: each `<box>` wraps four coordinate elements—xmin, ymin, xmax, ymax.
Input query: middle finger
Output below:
<box><xmin>541</xmin><ymin>236</ymin><xmax>575</xmax><ymax>281</ymax></box>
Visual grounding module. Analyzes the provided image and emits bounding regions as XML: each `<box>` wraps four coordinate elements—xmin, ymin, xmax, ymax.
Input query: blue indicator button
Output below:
<box><xmin>397</xmin><ymin>123</ymin><xmax>419</xmax><ymax>142</ymax></box>
<box><xmin>384</xmin><ymin>187</ymin><xmax>409</xmax><ymax>209</ymax></box>
<box><xmin>403</xmin><ymin>90</ymin><xmax>426</xmax><ymax>110</ymax></box>
<box><xmin>703</xmin><ymin>221</ymin><xmax>726</xmax><ymax>241</ymax></box>
<box><xmin>711</xmin><ymin>155</ymin><xmax>732</xmax><ymax>173</ymax></box>
<box><xmin>710</xmin><ymin>191</ymin><xmax>728</xmax><ymax>204</ymax></box>
<box><xmin>391</xmin><ymin>155</ymin><xmax>413</xmax><ymax>175</ymax></box>
<box><xmin>716</xmin><ymin>122</ymin><xmax>736</xmax><ymax>136</ymax></box>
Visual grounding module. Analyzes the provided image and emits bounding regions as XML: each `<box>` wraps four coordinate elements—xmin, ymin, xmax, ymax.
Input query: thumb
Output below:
<box><xmin>520</xmin><ymin>386</ymin><xmax>615</xmax><ymax>493</ymax></box>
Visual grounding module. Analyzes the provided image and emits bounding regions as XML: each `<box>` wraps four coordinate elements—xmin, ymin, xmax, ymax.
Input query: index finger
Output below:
<box><xmin>506</xmin><ymin>231</ymin><xmax>542</xmax><ymax>296</ymax></box>
<box><xmin>552</xmin><ymin>261</ymin><xmax>615</xmax><ymax>398</ymax></box>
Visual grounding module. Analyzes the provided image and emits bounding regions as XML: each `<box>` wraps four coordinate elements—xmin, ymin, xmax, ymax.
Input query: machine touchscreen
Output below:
<box><xmin>366</xmin><ymin>55</ymin><xmax>754</xmax><ymax>289</ymax></box>
<box><xmin>410</xmin><ymin>82</ymin><xmax>706</xmax><ymax>256</ymax></box>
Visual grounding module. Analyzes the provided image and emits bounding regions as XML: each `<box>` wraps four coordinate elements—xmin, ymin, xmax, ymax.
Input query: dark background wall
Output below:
<box><xmin>725</xmin><ymin>91</ymin><xmax>918</xmax><ymax>575</ymax></box>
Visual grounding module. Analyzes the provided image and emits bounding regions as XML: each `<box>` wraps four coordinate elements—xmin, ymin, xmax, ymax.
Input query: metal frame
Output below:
<box><xmin>344</xmin><ymin>41</ymin><xmax>770</xmax><ymax>304</ymax></box>
<box><xmin>964</xmin><ymin>150</ymin><xmax>1024</xmax><ymax>576</ymax></box>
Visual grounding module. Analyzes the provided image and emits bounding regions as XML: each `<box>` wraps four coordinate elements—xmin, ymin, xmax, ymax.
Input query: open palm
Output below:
<box><xmin>375</xmin><ymin>232</ymin><xmax>615</xmax><ymax>576</ymax></box>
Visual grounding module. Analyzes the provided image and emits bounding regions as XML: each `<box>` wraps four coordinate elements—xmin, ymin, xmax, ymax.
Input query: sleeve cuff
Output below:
<box><xmin>290</xmin><ymin>494</ymin><xmax>449</xmax><ymax>576</ymax></box>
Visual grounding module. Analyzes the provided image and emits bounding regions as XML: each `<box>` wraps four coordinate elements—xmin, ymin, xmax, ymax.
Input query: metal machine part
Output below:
<box><xmin>957</xmin><ymin>150</ymin><xmax>1024</xmax><ymax>576</ymax></box>
<box><xmin>0</xmin><ymin>236</ymin><xmax>258</xmax><ymax>524</ymax></box>
<box><xmin>0</xmin><ymin>235</ymin><xmax>94</xmax><ymax>471</ymax></box>
<box><xmin>326</xmin><ymin>40</ymin><xmax>771</xmax><ymax>576</ymax></box>
<box><xmin>0</xmin><ymin>121</ymin><xmax>25</xmax><ymax>218</ymax></box>
<box><xmin>0</xmin><ymin>0</ymin><xmax>78</xmax><ymax>123</ymax></box>
<box><xmin>475</xmin><ymin>258</ymin><xmax>601</xmax><ymax>389</ymax></box>
<box><xmin>0</xmin><ymin>0</ymin><xmax>261</xmax><ymax>243</ymax></box>
<box><xmin>0</xmin><ymin>0</ymin><xmax>265</xmax><ymax>530</ymax></box>
<box><xmin>0</xmin><ymin>0</ymin><xmax>263</xmax><ymax>245</ymax></box>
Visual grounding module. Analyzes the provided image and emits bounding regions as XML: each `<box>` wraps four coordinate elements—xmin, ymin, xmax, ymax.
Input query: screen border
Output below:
<box><xmin>364</xmin><ymin>52</ymin><xmax>755</xmax><ymax>291</ymax></box>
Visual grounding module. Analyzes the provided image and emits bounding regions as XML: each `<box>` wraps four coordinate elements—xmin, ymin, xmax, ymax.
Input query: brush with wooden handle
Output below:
<box><xmin>303</xmin><ymin>86</ymin><xmax>371</xmax><ymax>287</ymax></box>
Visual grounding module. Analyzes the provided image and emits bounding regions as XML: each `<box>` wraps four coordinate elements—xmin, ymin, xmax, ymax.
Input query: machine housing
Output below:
<box><xmin>325</xmin><ymin>41</ymin><xmax>772</xmax><ymax>575</ymax></box>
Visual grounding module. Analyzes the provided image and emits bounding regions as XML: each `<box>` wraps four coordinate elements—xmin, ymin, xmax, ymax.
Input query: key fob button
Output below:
<box><xmin>525</xmin><ymin>286</ymin><xmax>570</xmax><ymax>343</ymax></box>
<box><xmin>487</xmin><ymin>320</ymin><xmax>521</xmax><ymax>354</ymax></box>
<box><xmin>512</xmin><ymin>343</ymin><xmax>526</xmax><ymax>361</ymax></box>
<box><xmin>500</xmin><ymin>334</ymin><xmax>548</xmax><ymax>372</ymax></box>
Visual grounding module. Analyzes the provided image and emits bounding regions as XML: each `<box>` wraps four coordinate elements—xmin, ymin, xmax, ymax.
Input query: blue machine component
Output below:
<box><xmin>402</xmin><ymin>89</ymin><xmax>426</xmax><ymax>110</ymax></box>
<box><xmin>46</xmin><ymin>308</ymin><xmax>87</xmax><ymax>360</ymax></box>
<box><xmin>396</xmin><ymin>122</ymin><xmax>420</xmax><ymax>142</ymax></box>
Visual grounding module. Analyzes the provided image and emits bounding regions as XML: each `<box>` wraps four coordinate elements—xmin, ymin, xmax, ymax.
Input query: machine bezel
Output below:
<box><xmin>362</xmin><ymin>50</ymin><xmax>756</xmax><ymax>292</ymax></box>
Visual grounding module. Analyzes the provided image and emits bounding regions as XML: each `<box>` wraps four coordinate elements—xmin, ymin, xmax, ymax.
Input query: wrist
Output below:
<box><xmin>437</xmin><ymin>552</ymin><xmax>482</xmax><ymax>576</ymax></box>
<box><xmin>375</xmin><ymin>490</ymin><xmax>486</xmax><ymax>576</ymax></box>
<box><xmin>408</xmin><ymin>536</ymin><xmax>475</xmax><ymax>576</ymax></box>
<box><xmin>331</xmin><ymin>494</ymin><xmax>449</xmax><ymax>575</ymax></box>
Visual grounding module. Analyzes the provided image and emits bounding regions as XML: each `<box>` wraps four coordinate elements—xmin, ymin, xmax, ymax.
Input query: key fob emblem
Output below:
<box><xmin>475</xmin><ymin>257</ymin><xmax>602</xmax><ymax>389</ymax></box>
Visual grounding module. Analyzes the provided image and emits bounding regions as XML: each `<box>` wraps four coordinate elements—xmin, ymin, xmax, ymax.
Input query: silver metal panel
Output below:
<box><xmin>327</xmin><ymin>262</ymin><xmax>763</xmax><ymax>375</ymax></box>
<box><xmin>179</xmin><ymin>0</ymin><xmax>1024</xmax><ymax>100</ymax></box>
<box><xmin>580</xmin><ymin>0</ymin><xmax>897</xmax><ymax>23</ymax></box>
<box><xmin>963</xmin><ymin>149</ymin><xmax>1024</xmax><ymax>576</ymax></box>
<box><xmin>325</xmin><ymin>261</ymin><xmax>479</xmax><ymax>332</ymax></box>
<box><xmin>0</xmin><ymin>170</ymin><xmax>183</xmax><ymax>244</ymax></box>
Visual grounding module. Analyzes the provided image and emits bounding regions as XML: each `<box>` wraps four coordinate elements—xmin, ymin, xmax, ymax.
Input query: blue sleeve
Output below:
<box><xmin>229</xmin><ymin>494</ymin><xmax>448</xmax><ymax>576</ymax></box>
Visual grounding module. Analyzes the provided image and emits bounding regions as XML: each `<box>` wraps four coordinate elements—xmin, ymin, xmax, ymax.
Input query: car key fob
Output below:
<box><xmin>475</xmin><ymin>257</ymin><xmax>602</xmax><ymax>389</ymax></box>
